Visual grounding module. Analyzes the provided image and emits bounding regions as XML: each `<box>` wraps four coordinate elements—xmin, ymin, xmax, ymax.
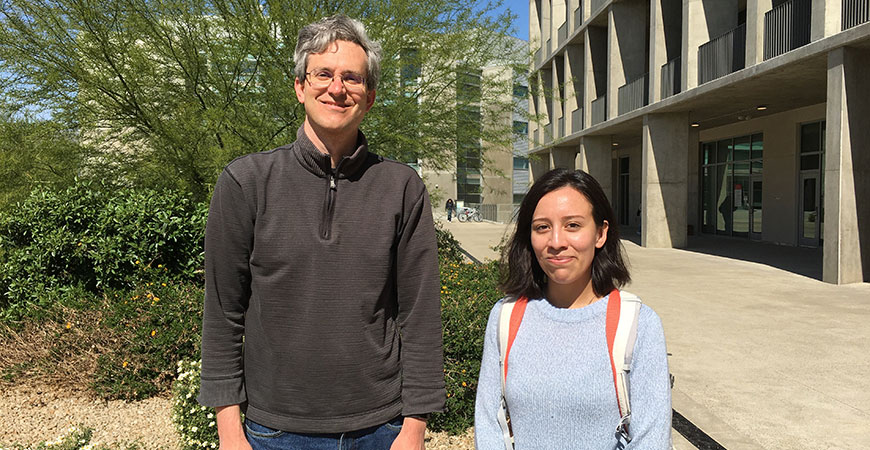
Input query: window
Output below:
<box><xmin>701</xmin><ymin>133</ymin><xmax>763</xmax><ymax>237</ymax></box>
<box><xmin>513</xmin><ymin>157</ymin><xmax>529</xmax><ymax>170</ymax></box>
<box><xmin>513</xmin><ymin>121</ymin><xmax>528</xmax><ymax>137</ymax></box>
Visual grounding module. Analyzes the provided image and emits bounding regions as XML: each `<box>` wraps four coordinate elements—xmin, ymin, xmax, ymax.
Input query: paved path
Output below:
<box><xmin>439</xmin><ymin>217</ymin><xmax>870</xmax><ymax>449</ymax></box>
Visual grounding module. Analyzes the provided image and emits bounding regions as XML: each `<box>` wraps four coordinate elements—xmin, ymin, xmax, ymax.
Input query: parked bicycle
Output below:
<box><xmin>456</xmin><ymin>206</ymin><xmax>482</xmax><ymax>222</ymax></box>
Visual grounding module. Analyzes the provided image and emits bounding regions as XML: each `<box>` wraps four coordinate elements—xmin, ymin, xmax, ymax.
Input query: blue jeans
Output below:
<box><xmin>244</xmin><ymin>416</ymin><xmax>403</xmax><ymax>450</ymax></box>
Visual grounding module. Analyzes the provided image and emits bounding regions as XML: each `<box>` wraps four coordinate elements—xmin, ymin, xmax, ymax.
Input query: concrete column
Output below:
<box><xmin>649</xmin><ymin>0</ymin><xmax>666</xmax><ymax>103</ymax></box>
<box><xmin>566</xmin><ymin>44</ymin><xmax>584</xmax><ymax>134</ymax></box>
<box><xmin>641</xmin><ymin>113</ymin><xmax>689</xmax><ymax>248</ymax></box>
<box><xmin>746</xmin><ymin>0</ymin><xmax>773</xmax><ymax>66</ymax></box>
<box><xmin>607</xmin><ymin>1</ymin><xmax>647</xmax><ymax>119</ymax></box>
<box><xmin>551</xmin><ymin>146</ymin><xmax>578</xmax><ymax>169</ymax></box>
<box><xmin>823</xmin><ymin>47</ymin><xmax>870</xmax><ymax>284</ymax></box>
<box><xmin>682</xmin><ymin>0</ymin><xmax>737</xmax><ymax>91</ymax></box>
<box><xmin>687</xmin><ymin>127</ymin><xmax>700</xmax><ymax>235</ymax></box>
<box><xmin>812</xmin><ymin>0</ymin><xmax>842</xmax><ymax>41</ymax></box>
<box><xmin>580</xmin><ymin>136</ymin><xmax>614</xmax><ymax>202</ymax></box>
<box><xmin>553</xmin><ymin>0</ymin><xmax>567</xmax><ymax>46</ymax></box>
<box><xmin>584</xmin><ymin>28</ymin><xmax>596</xmax><ymax>128</ymax></box>
<box><xmin>530</xmin><ymin>150</ymin><xmax>552</xmax><ymax>183</ymax></box>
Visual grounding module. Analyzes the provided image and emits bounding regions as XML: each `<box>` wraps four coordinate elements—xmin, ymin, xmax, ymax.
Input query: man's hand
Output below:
<box><xmin>390</xmin><ymin>416</ymin><xmax>427</xmax><ymax>450</ymax></box>
<box><xmin>216</xmin><ymin>405</ymin><xmax>252</xmax><ymax>450</ymax></box>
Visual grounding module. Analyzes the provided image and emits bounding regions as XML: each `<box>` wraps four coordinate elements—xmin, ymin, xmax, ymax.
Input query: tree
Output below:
<box><xmin>0</xmin><ymin>107</ymin><xmax>91</xmax><ymax>210</ymax></box>
<box><xmin>0</xmin><ymin>0</ymin><xmax>525</xmax><ymax>201</ymax></box>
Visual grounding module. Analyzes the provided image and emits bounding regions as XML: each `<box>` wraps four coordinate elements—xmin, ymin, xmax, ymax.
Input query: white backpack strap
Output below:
<box><xmin>609</xmin><ymin>290</ymin><xmax>642</xmax><ymax>443</ymax></box>
<box><xmin>497</xmin><ymin>299</ymin><xmax>517</xmax><ymax>450</ymax></box>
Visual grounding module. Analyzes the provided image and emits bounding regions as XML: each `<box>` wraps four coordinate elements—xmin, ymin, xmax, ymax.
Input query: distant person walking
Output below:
<box><xmin>446</xmin><ymin>198</ymin><xmax>456</xmax><ymax>222</ymax></box>
<box><xmin>474</xmin><ymin>168</ymin><xmax>672</xmax><ymax>449</ymax></box>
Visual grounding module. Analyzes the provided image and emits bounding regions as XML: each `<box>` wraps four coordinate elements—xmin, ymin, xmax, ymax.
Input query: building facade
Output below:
<box><xmin>423</xmin><ymin>56</ymin><xmax>531</xmax><ymax>223</ymax></box>
<box><xmin>529</xmin><ymin>0</ymin><xmax>870</xmax><ymax>284</ymax></box>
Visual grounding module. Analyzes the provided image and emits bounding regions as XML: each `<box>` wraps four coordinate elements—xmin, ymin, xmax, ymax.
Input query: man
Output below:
<box><xmin>198</xmin><ymin>15</ymin><xmax>445</xmax><ymax>450</ymax></box>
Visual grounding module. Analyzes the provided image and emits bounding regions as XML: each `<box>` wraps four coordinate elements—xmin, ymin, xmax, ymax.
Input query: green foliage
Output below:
<box><xmin>0</xmin><ymin>113</ymin><xmax>91</xmax><ymax>211</ymax></box>
<box><xmin>91</xmin><ymin>283</ymin><xmax>204</xmax><ymax>400</ymax></box>
<box><xmin>0</xmin><ymin>425</ymin><xmax>143</xmax><ymax>450</ymax></box>
<box><xmin>171</xmin><ymin>360</ymin><xmax>221</xmax><ymax>450</ymax></box>
<box><xmin>435</xmin><ymin>224</ymin><xmax>465</xmax><ymax>264</ymax></box>
<box><xmin>431</xmin><ymin>259</ymin><xmax>501</xmax><ymax>434</ymax></box>
<box><xmin>0</xmin><ymin>0</ymin><xmax>526</xmax><ymax>201</ymax></box>
<box><xmin>0</xmin><ymin>180</ymin><xmax>207</xmax><ymax>320</ymax></box>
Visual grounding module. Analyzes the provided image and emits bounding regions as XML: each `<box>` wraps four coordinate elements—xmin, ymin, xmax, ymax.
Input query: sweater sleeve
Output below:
<box><xmin>625</xmin><ymin>306</ymin><xmax>673</xmax><ymax>449</ymax></box>
<box><xmin>474</xmin><ymin>301</ymin><xmax>506</xmax><ymax>450</ymax></box>
<box><xmin>395</xmin><ymin>184</ymin><xmax>446</xmax><ymax>416</ymax></box>
<box><xmin>197</xmin><ymin>168</ymin><xmax>254</xmax><ymax>408</ymax></box>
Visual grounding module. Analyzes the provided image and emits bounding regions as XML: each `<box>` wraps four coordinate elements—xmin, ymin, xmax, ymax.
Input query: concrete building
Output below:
<box><xmin>422</xmin><ymin>43</ymin><xmax>531</xmax><ymax>224</ymax></box>
<box><xmin>528</xmin><ymin>0</ymin><xmax>870</xmax><ymax>284</ymax></box>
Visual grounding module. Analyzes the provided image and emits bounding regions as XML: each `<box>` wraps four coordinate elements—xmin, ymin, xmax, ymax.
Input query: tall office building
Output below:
<box><xmin>529</xmin><ymin>0</ymin><xmax>869</xmax><ymax>284</ymax></box>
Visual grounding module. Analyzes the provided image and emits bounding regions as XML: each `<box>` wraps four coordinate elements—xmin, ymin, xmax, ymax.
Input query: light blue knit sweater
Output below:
<box><xmin>474</xmin><ymin>294</ymin><xmax>672</xmax><ymax>450</ymax></box>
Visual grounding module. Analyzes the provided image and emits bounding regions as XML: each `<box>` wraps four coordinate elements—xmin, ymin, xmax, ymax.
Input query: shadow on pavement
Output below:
<box><xmin>619</xmin><ymin>226</ymin><xmax>824</xmax><ymax>281</ymax></box>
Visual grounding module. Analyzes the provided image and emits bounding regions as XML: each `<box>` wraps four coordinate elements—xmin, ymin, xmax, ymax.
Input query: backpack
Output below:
<box><xmin>496</xmin><ymin>289</ymin><xmax>642</xmax><ymax>450</ymax></box>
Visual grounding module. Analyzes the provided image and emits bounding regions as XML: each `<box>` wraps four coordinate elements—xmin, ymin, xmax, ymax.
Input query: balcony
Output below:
<box><xmin>764</xmin><ymin>0</ymin><xmax>811</xmax><ymax>60</ymax></box>
<box><xmin>660</xmin><ymin>57</ymin><xmax>681</xmax><ymax>99</ymax></box>
<box><xmin>618</xmin><ymin>73</ymin><xmax>649</xmax><ymax>115</ymax></box>
<box><xmin>572</xmin><ymin>107</ymin><xmax>584</xmax><ymax>133</ymax></box>
<box><xmin>591</xmin><ymin>95</ymin><xmax>607</xmax><ymax>126</ymax></box>
<box><xmin>558</xmin><ymin>23</ymin><xmax>568</xmax><ymax>46</ymax></box>
<box><xmin>698</xmin><ymin>23</ymin><xmax>746</xmax><ymax>85</ymax></box>
<box><xmin>842</xmin><ymin>0</ymin><xmax>869</xmax><ymax>30</ymax></box>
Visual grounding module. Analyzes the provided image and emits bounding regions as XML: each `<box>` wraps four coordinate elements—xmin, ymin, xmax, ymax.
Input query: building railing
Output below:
<box><xmin>764</xmin><ymin>0</ymin><xmax>811</xmax><ymax>60</ymax></box>
<box><xmin>591</xmin><ymin>95</ymin><xmax>607</xmax><ymax>126</ymax></box>
<box><xmin>574</xmin><ymin>4</ymin><xmax>584</xmax><ymax>29</ymax></box>
<box><xmin>842</xmin><ymin>0</ymin><xmax>870</xmax><ymax>30</ymax></box>
<box><xmin>660</xmin><ymin>57</ymin><xmax>681</xmax><ymax>99</ymax></box>
<box><xmin>591</xmin><ymin>0</ymin><xmax>607</xmax><ymax>14</ymax></box>
<box><xmin>558</xmin><ymin>23</ymin><xmax>568</xmax><ymax>45</ymax></box>
<box><xmin>534</xmin><ymin>47</ymin><xmax>543</xmax><ymax>67</ymax></box>
<box><xmin>546</xmin><ymin>38</ymin><xmax>552</xmax><ymax>57</ymax></box>
<box><xmin>617</xmin><ymin>73</ymin><xmax>649</xmax><ymax>115</ymax></box>
<box><xmin>572</xmin><ymin>106</ymin><xmax>584</xmax><ymax>133</ymax></box>
<box><xmin>698</xmin><ymin>23</ymin><xmax>746</xmax><ymax>85</ymax></box>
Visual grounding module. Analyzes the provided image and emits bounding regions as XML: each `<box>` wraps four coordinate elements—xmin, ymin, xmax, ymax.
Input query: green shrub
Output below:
<box><xmin>0</xmin><ymin>180</ymin><xmax>207</xmax><ymax>321</ymax></box>
<box><xmin>91</xmin><ymin>282</ymin><xmax>203</xmax><ymax>400</ymax></box>
<box><xmin>435</xmin><ymin>224</ymin><xmax>464</xmax><ymax>264</ymax></box>
<box><xmin>430</xmin><ymin>260</ymin><xmax>501</xmax><ymax>434</ymax></box>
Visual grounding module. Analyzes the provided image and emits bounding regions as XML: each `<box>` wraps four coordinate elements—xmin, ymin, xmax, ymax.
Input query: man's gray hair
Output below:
<box><xmin>294</xmin><ymin>15</ymin><xmax>383</xmax><ymax>91</ymax></box>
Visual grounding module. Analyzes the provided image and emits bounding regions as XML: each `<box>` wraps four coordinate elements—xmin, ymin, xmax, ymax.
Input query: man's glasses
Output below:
<box><xmin>305</xmin><ymin>69</ymin><xmax>367</xmax><ymax>92</ymax></box>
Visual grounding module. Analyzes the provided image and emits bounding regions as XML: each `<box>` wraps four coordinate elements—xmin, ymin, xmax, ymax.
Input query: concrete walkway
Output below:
<box><xmin>439</xmin><ymin>217</ymin><xmax>870</xmax><ymax>449</ymax></box>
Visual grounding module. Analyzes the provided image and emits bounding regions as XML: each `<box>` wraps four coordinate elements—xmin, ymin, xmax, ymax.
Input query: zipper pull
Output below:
<box><xmin>329</xmin><ymin>176</ymin><xmax>336</xmax><ymax>190</ymax></box>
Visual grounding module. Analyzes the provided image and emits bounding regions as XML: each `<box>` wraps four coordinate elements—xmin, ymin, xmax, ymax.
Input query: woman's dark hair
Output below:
<box><xmin>499</xmin><ymin>168</ymin><xmax>630</xmax><ymax>299</ymax></box>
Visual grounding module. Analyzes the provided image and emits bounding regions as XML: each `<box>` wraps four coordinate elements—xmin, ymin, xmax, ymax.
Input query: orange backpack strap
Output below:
<box><xmin>497</xmin><ymin>296</ymin><xmax>528</xmax><ymax>450</ymax></box>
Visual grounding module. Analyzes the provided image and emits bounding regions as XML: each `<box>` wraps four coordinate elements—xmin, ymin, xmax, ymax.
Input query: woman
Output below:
<box><xmin>474</xmin><ymin>168</ymin><xmax>671</xmax><ymax>449</ymax></box>
<box><xmin>446</xmin><ymin>198</ymin><xmax>456</xmax><ymax>222</ymax></box>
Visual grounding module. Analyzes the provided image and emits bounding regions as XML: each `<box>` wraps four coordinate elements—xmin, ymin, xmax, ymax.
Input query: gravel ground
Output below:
<box><xmin>0</xmin><ymin>382</ymin><xmax>474</xmax><ymax>449</ymax></box>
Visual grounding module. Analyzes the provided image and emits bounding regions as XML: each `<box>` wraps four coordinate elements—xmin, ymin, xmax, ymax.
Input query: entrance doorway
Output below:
<box><xmin>799</xmin><ymin>172</ymin><xmax>822</xmax><ymax>246</ymax></box>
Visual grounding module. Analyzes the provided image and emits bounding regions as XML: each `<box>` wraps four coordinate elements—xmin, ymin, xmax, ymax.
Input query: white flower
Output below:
<box><xmin>209</xmin><ymin>421</ymin><xmax>215</xmax><ymax>427</ymax></box>
<box><xmin>191</xmin><ymin>426</ymin><xmax>198</xmax><ymax>432</ymax></box>
<box><xmin>207</xmin><ymin>412</ymin><xmax>214</xmax><ymax>419</ymax></box>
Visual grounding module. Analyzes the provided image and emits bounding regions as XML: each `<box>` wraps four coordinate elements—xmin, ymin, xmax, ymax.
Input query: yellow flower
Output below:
<box><xmin>65</xmin><ymin>322</ymin><xmax>72</xmax><ymax>329</ymax></box>
<box><xmin>135</xmin><ymin>260</ymin><xmax>140</xmax><ymax>265</ymax></box>
<box><xmin>161</xmin><ymin>283</ymin><xmax>166</xmax><ymax>287</ymax></box>
<box><xmin>153</xmin><ymin>297</ymin><xmax>160</xmax><ymax>302</ymax></box>
<box><xmin>151</xmin><ymin>330</ymin><xmax>157</xmax><ymax>337</ymax></box>
<box><xmin>462</xmin><ymin>381</ymin><xmax>467</xmax><ymax>387</ymax></box>
<box><xmin>157</xmin><ymin>264</ymin><xmax>163</xmax><ymax>268</ymax></box>
<box><xmin>123</xmin><ymin>361</ymin><xmax>129</xmax><ymax>368</ymax></box>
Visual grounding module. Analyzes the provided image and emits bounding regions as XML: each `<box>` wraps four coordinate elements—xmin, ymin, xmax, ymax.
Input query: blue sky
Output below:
<box><xmin>490</xmin><ymin>0</ymin><xmax>529</xmax><ymax>41</ymax></box>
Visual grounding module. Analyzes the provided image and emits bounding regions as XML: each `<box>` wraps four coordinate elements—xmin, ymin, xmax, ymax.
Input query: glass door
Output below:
<box><xmin>799</xmin><ymin>172</ymin><xmax>821</xmax><ymax>246</ymax></box>
<box><xmin>749</xmin><ymin>175</ymin><xmax>762</xmax><ymax>240</ymax></box>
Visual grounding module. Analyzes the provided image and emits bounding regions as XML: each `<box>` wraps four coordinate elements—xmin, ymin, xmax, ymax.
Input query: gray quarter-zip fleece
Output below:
<box><xmin>198</xmin><ymin>127</ymin><xmax>445</xmax><ymax>433</ymax></box>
